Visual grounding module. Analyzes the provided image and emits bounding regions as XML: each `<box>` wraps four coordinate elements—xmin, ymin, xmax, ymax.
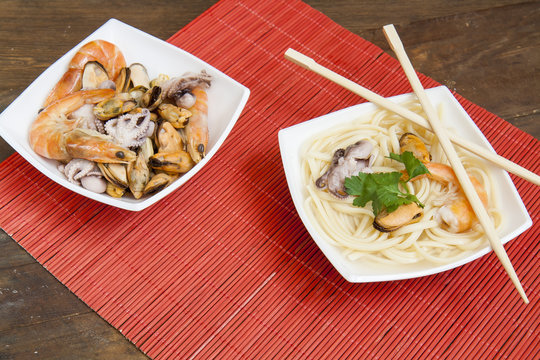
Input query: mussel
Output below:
<box><xmin>156</xmin><ymin>121</ymin><xmax>184</xmax><ymax>153</ymax></box>
<box><xmin>141</xmin><ymin>86</ymin><xmax>163</xmax><ymax>111</ymax></box>
<box><xmin>128</xmin><ymin>152</ymin><xmax>150</xmax><ymax>199</ymax></box>
<box><xmin>157</xmin><ymin>103</ymin><xmax>191</xmax><ymax>129</ymax></box>
<box><xmin>106</xmin><ymin>182</ymin><xmax>126</xmax><ymax>198</ymax></box>
<box><xmin>82</xmin><ymin>61</ymin><xmax>109</xmax><ymax>90</ymax></box>
<box><xmin>143</xmin><ymin>173</ymin><xmax>177</xmax><ymax>195</ymax></box>
<box><xmin>115</xmin><ymin>67</ymin><xmax>131</xmax><ymax>93</ymax></box>
<box><xmin>129</xmin><ymin>63</ymin><xmax>150</xmax><ymax>89</ymax></box>
<box><xmin>93</xmin><ymin>94</ymin><xmax>137</xmax><ymax>120</ymax></box>
<box><xmin>129</xmin><ymin>85</ymin><xmax>149</xmax><ymax>107</ymax></box>
<box><xmin>400</xmin><ymin>133</ymin><xmax>431</xmax><ymax>163</ymax></box>
<box><xmin>139</xmin><ymin>138</ymin><xmax>154</xmax><ymax>162</ymax></box>
<box><xmin>98</xmin><ymin>163</ymin><xmax>129</xmax><ymax>188</ymax></box>
<box><xmin>373</xmin><ymin>203</ymin><xmax>423</xmax><ymax>232</ymax></box>
<box><xmin>149</xmin><ymin>151</ymin><xmax>194</xmax><ymax>173</ymax></box>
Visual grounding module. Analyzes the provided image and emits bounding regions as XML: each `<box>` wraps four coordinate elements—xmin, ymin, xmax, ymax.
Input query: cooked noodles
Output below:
<box><xmin>301</xmin><ymin>101</ymin><xmax>502</xmax><ymax>264</ymax></box>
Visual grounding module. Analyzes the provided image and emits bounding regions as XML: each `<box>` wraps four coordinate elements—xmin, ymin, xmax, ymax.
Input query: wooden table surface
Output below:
<box><xmin>0</xmin><ymin>0</ymin><xmax>538</xmax><ymax>358</ymax></box>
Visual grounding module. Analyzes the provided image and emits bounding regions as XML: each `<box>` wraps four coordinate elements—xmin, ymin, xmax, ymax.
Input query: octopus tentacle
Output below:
<box><xmin>104</xmin><ymin>108</ymin><xmax>154</xmax><ymax>148</ymax></box>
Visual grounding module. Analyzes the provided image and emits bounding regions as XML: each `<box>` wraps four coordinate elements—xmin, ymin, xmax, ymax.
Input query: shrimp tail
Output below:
<box><xmin>425</xmin><ymin>162</ymin><xmax>488</xmax><ymax>233</ymax></box>
<box><xmin>438</xmin><ymin>199</ymin><xmax>475</xmax><ymax>233</ymax></box>
<box><xmin>43</xmin><ymin>68</ymin><xmax>83</xmax><ymax>107</ymax></box>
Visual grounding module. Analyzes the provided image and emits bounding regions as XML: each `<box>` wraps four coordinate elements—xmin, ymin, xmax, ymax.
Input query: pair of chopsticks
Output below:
<box><xmin>285</xmin><ymin>25</ymin><xmax>535</xmax><ymax>303</ymax></box>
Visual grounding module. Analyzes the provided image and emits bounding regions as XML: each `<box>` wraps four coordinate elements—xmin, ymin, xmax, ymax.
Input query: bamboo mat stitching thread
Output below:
<box><xmin>211</xmin><ymin>16</ymin><xmax>349</xmax><ymax>107</ymax></box>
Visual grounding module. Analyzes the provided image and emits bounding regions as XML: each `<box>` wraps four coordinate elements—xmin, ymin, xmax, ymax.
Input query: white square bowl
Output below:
<box><xmin>0</xmin><ymin>19</ymin><xmax>250</xmax><ymax>211</ymax></box>
<box><xmin>278</xmin><ymin>86</ymin><xmax>531</xmax><ymax>282</ymax></box>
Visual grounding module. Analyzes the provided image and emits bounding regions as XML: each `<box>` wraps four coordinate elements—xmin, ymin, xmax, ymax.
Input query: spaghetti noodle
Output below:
<box><xmin>301</xmin><ymin>101</ymin><xmax>502</xmax><ymax>264</ymax></box>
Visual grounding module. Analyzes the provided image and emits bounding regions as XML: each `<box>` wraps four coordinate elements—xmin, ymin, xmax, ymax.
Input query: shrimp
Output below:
<box><xmin>184</xmin><ymin>86</ymin><xmax>209</xmax><ymax>163</ymax></box>
<box><xmin>29</xmin><ymin>89</ymin><xmax>136</xmax><ymax>163</ymax></box>
<box><xmin>400</xmin><ymin>133</ymin><xmax>488</xmax><ymax>233</ymax></box>
<box><xmin>43</xmin><ymin>40</ymin><xmax>126</xmax><ymax>107</ymax></box>
<box><xmin>424</xmin><ymin>162</ymin><xmax>488</xmax><ymax>233</ymax></box>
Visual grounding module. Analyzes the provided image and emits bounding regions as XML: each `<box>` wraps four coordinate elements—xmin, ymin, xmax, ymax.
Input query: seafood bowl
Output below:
<box><xmin>0</xmin><ymin>19</ymin><xmax>250</xmax><ymax>211</ymax></box>
<box><xmin>278</xmin><ymin>86</ymin><xmax>531</xmax><ymax>283</ymax></box>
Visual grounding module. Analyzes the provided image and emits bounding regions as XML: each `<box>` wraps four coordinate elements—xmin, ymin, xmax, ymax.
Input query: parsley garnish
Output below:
<box><xmin>344</xmin><ymin>151</ymin><xmax>430</xmax><ymax>216</ymax></box>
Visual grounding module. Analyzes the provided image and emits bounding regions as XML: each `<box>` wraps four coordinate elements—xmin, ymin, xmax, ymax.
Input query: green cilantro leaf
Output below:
<box><xmin>388</xmin><ymin>151</ymin><xmax>430</xmax><ymax>180</ymax></box>
<box><xmin>344</xmin><ymin>151</ymin><xmax>428</xmax><ymax>216</ymax></box>
<box><xmin>345</xmin><ymin>172</ymin><xmax>423</xmax><ymax>216</ymax></box>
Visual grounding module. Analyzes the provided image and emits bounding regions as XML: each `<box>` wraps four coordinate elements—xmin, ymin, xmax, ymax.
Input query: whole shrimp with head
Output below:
<box><xmin>29</xmin><ymin>89</ymin><xmax>135</xmax><ymax>163</ymax></box>
<box><xmin>30</xmin><ymin>40</ymin><xmax>135</xmax><ymax>164</ymax></box>
<box><xmin>161</xmin><ymin>70</ymin><xmax>212</xmax><ymax>163</ymax></box>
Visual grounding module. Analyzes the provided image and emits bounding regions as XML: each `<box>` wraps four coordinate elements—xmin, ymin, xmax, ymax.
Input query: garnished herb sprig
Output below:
<box><xmin>344</xmin><ymin>151</ymin><xmax>430</xmax><ymax>216</ymax></box>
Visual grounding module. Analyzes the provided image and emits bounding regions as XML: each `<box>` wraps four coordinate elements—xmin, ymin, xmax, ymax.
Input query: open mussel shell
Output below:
<box><xmin>158</xmin><ymin>103</ymin><xmax>191</xmax><ymax>129</ymax></box>
<box><xmin>127</xmin><ymin>153</ymin><xmax>150</xmax><ymax>199</ymax></box>
<box><xmin>142</xmin><ymin>86</ymin><xmax>163</xmax><ymax>111</ymax></box>
<box><xmin>139</xmin><ymin>138</ymin><xmax>154</xmax><ymax>161</ymax></box>
<box><xmin>115</xmin><ymin>67</ymin><xmax>131</xmax><ymax>94</ymax></box>
<box><xmin>82</xmin><ymin>61</ymin><xmax>109</xmax><ymax>90</ymax></box>
<box><xmin>143</xmin><ymin>173</ymin><xmax>177</xmax><ymax>195</ymax></box>
<box><xmin>106</xmin><ymin>182</ymin><xmax>126</xmax><ymax>198</ymax></box>
<box><xmin>93</xmin><ymin>95</ymin><xmax>137</xmax><ymax>120</ymax></box>
<box><xmin>129</xmin><ymin>63</ymin><xmax>150</xmax><ymax>89</ymax></box>
<box><xmin>129</xmin><ymin>85</ymin><xmax>149</xmax><ymax>107</ymax></box>
<box><xmin>399</xmin><ymin>133</ymin><xmax>431</xmax><ymax>163</ymax></box>
<box><xmin>98</xmin><ymin>163</ymin><xmax>129</xmax><ymax>188</ymax></box>
<box><xmin>373</xmin><ymin>203</ymin><xmax>423</xmax><ymax>232</ymax></box>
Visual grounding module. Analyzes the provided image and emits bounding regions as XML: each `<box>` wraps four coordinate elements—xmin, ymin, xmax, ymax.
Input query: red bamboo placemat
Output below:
<box><xmin>1</xmin><ymin>0</ymin><xmax>538</xmax><ymax>358</ymax></box>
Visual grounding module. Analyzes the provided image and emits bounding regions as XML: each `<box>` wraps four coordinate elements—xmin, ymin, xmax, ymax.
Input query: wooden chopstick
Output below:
<box><xmin>382</xmin><ymin>24</ymin><xmax>528</xmax><ymax>303</ymax></box>
<box><xmin>284</xmin><ymin>48</ymin><xmax>540</xmax><ymax>187</ymax></box>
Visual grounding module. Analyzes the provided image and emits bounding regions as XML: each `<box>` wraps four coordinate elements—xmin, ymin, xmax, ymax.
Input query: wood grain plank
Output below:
<box><xmin>0</xmin><ymin>1</ymin><xmax>537</xmax><ymax>359</ymax></box>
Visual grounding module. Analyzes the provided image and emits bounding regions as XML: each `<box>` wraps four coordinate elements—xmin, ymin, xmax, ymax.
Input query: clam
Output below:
<box><xmin>115</xmin><ymin>67</ymin><xmax>131</xmax><ymax>94</ymax></box>
<box><xmin>157</xmin><ymin>103</ymin><xmax>191</xmax><ymax>129</ymax></box>
<box><xmin>129</xmin><ymin>63</ymin><xmax>150</xmax><ymax>88</ymax></box>
<box><xmin>149</xmin><ymin>151</ymin><xmax>194</xmax><ymax>173</ymax></box>
<box><xmin>97</xmin><ymin>163</ymin><xmax>129</xmax><ymax>188</ymax></box>
<box><xmin>399</xmin><ymin>133</ymin><xmax>431</xmax><ymax>163</ymax></box>
<box><xmin>373</xmin><ymin>203</ymin><xmax>423</xmax><ymax>232</ymax></box>
<box><xmin>141</xmin><ymin>86</ymin><xmax>163</xmax><ymax>111</ymax></box>
<box><xmin>93</xmin><ymin>94</ymin><xmax>137</xmax><ymax>120</ymax></box>
<box><xmin>82</xmin><ymin>61</ymin><xmax>109</xmax><ymax>90</ymax></box>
